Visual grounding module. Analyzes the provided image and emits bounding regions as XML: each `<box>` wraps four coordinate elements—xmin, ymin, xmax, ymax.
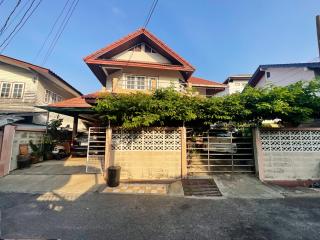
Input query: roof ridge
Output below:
<box><xmin>0</xmin><ymin>54</ymin><xmax>49</xmax><ymax>72</ymax></box>
<box><xmin>83</xmin><ymin>28</ymin><xmax>195</xmax><ymax>71</ymax></box>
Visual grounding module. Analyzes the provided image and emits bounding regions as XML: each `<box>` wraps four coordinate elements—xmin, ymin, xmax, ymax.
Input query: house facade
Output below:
<box><xmin>84</xmin><ymin>28</ymin><xmax>226</xmax><ymax>97</ymax></box>
<box><xmin>217</xmin><ymin>74</ymin><xmax>251</xmax><ymax>96</ymax></box>
<box><xmin>0</xmin><ymin>55</ymin><xmax>83</xmax><ymax>128</ymax></box>
<box><xmin>248</xmin><ymin>62</ymin><xmax>320</xmax><ymax>88</ymax></box>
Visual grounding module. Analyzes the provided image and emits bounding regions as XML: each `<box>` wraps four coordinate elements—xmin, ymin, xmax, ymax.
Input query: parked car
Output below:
<box><xmin>71</xmin><ymin>133</ymin><xmax>88</xmax><ymax>157</ymax></box>
<box><xmin>203</xmin><ymin>130</ymin><xmax>237</xmax><ymax>153</ymax></box>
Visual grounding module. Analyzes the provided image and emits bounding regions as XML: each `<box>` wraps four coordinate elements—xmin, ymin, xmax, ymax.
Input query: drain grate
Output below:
<box><xmin>182</xmin><ymin>179</ymin><xmax>222</xmax><ymax>197</ymax></box>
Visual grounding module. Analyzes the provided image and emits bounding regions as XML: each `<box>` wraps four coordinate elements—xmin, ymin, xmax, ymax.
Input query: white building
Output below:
<box><xmin>248</xmin><ymin>62</ymin><xmax>320</xmax><ymax>88</ymax></box>
<box><xmin>216</xmin><ymin>74</ymin><xmax>251</xmax><ymax>96</ymax></box>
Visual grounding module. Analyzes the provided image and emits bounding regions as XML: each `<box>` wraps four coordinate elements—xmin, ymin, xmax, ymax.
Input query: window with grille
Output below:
<box><xmin>0</xmin><ymin>82</ymin><xmax>11</xmax><ymax>98</ymax></box>
<box><xmin>44</xmin><ymin>89</ymin><xmax>62</xmax><ymax>103</ymax></box>
<box><xmin>125</xmin><ymin>75</ymin><xmax>146</xmax><ymax>90</ymax></box>
<box><xmin>12</xmin><ymin>83</ymin><xmax>24</xmax><ymax>98</ymax></box>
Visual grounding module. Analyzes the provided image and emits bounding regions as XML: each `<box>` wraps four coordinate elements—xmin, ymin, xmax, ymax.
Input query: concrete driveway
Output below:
<box><xmin>0</xmin><ymin>158</ymin><xmax>105</xmax><ymax>195</ymax></box>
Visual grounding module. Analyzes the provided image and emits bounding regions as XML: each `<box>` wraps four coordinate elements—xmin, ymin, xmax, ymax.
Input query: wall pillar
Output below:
<box><xmin>0</xmin><ymin>125</ymin><xmax>16</xmax><ymax>177</ymax></box>
<box><xmin>112</xmin><ymin>78</ymin><xmax>118</xmax><ymax>92</ymax></box>
<box><xmin>180</xmin><ymin>127</ymin><xmax>187</xmax><ymax>179</ymax></box>
<box><xmin>252</xmin><ymin>127</ymin><xmax>264</xmax><ymax>181</ymax></box>
<box><xmin>72</xmin><ymin>113</ymin><xmax>79</xmax><ymax>142</ymax></box>
<box><xmin>104</xmin><ymin>128</ymin><xmax>112</xmax><ymax>179</ymax></box>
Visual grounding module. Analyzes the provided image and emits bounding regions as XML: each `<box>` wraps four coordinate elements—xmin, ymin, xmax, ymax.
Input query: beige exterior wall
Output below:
<box><xmin>0</xmin><ymin>63</ymin><xmax>84</xmax><ymax>130</ymax></box>
<box><xmin>0</xmin><ymin>63</ymin><xmax>39</xmax><ymax>112</ymax></box>
<box><xmin>110</xmin><ymin>151</ymin><xmax>181</xmax><ymax>180</ymax></box>
<box><xmin>112</xmin><ymin>44</ymin><xmax>171</xmax><ymax>64</ymax></box>
<box><xmin>106</xmin><ymin>67</ymin><xmax>184</xmax><ymax>93</ymax></box>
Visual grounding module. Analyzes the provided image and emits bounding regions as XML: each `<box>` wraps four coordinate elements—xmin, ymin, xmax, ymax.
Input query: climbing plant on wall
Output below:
<box><xmin>94</xmin><ymin>78</ymin><xmax>320</xmax><ymax>128</ymax></box>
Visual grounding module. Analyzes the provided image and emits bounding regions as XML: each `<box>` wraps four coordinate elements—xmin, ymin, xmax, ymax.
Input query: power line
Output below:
<box><xmin>41</xmin><ymin>0</ymin><xmax>79</xmax><ymax>65</ymax></box>
<box><xmin>0</xmin><ymin>0</ymin><xmax>22</xmax><ymax>37</ymax></box>
<box><xmin>0</xmin><ymin>0</ymin><xmax>36</xmax><ymax>49</ymax></box>
<box><xmin>33</xmin><ymin>0</ymin><xmax>71</xmax><ymax>62</ymax></box>
<box><xmin>0</xmin><ymin>0</ymin><xmax>5</xmax><ymax>7</ymax></box>
<box><xmin>2</xmin><ymin>0</ymin><xmax>32</xmax><ymax>35</ymax></box>
<box><xmin>0</xmin><ymin>0</ymin><xmax>42</xmax><ymax>53</ymax></box>
<box><xmin>143</xmin><ymin>0</ymin><xmax>158</xmax><ymax>29</ymax></box>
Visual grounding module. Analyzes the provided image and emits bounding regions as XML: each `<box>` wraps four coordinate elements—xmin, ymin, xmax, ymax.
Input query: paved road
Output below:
<box><xmin>1</xmin><ymin>192</ymin><xmax>320</xmax><ymax>240</ymax></box>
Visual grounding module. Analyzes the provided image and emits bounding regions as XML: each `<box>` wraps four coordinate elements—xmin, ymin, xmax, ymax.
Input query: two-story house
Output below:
<box><xmin>248</xmin><ymin>62</ymin><xmax>320</xmax><ymax>88</ymax></box>
<box><xmin>44</xmin><ymin>28</ymin><xmax>228</xmax><ymax>138</ymax></box>
<box><xmin>0</xmin><ymin>55</ymin><xmax>82</xmax><ymax>127</ymax></box>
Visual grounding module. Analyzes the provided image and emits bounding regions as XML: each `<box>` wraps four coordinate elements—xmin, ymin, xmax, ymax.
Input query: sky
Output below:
<box><xmin>1</xmin><ymin>0</ymin><xmax>320</xmax><ymax>94</ymax></box>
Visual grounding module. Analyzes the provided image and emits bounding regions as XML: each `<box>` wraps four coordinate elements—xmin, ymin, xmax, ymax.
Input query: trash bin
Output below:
<box><xmin>17</xmin><ymin>154</ymin><xmax>31</xmax><ymax>169</ymax></box>
<box><xmin>107</xmin><ymin>166</ymin><xmax>121</xmax><ymax>187</ymax></box>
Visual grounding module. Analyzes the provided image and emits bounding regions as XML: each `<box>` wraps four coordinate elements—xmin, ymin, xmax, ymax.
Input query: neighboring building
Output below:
<box><xmin>248</xmin><ymin>62</ymin><xmax>320</xmax><ymax>88</ymax></box>
<box><xmin>219</xmin><ymin>74</ymin><xmax>252</xmax><ymax>95</ymax></box>
<box><xmin>188</xmin><ymin>76</ymin><xmax>226</xmax><ymax>97</ymax></box>
<box><xmin>0</xmin><ymin>54</ymin><xmax>83</xmax><ymax>128</ymax></box>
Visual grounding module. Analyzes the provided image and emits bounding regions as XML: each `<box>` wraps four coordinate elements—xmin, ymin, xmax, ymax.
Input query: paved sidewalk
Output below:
<box><xmin>102</xmin><ymin>183</ymin><xmax>167</xmax><ymax>195</ymax></box>
<box><xmin>0</xmin><ymin>158</ymin><xmax>104</xmax><ymax>195</ymax></box>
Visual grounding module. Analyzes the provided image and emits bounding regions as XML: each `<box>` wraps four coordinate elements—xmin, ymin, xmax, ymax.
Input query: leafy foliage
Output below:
<box><xmin>94</xmin><ymin>78</ymin><xmax>320</xmax><ymax>128</ymax></box>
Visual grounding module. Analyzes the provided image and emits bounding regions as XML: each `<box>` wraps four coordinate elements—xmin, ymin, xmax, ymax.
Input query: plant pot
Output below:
<box><xmin>30</xmin><ymin>155</ymin><xmax>39</xmax><ymax>164</ymax></box>
<box><xmin>44</xmin><ymin>152</ymin><xmax>53</xmax><ymax>161</ymax></box>
<box><xmin>17</xmin><ymin>154</ymin><xmax>31</xmax><ymax>169</ymax></box>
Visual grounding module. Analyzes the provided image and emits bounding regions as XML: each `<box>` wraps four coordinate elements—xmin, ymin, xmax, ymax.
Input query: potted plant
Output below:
<box><xmin>29</xmin><ymin>140</ymin><xmax>44</xmax><ymax>164</ymax></box>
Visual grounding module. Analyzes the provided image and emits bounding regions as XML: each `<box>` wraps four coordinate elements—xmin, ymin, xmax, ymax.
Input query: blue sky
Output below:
<box><xmin>1</xmin><ymin>0</ymin><xmax>320</xmax><ymax>94</ymax></box>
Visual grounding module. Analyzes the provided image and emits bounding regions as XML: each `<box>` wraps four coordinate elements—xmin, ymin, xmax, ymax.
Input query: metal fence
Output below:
<box><xmin>186</xmin><ymin>128</ymin><xmax>255</xmax><ymax>176</ymax></box>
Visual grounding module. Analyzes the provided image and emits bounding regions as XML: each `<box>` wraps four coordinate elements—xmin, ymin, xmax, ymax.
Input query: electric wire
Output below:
<box><xmin>0</xmin><ymin>0</ymin><xmax>42</xmax><ymax>53</ymax></box>
<box><xmin>33</xmin><ymin>0</ymin><xmax>71</xmax><ymax>62</ymax></box>
<box><xmin>0</xmin><ymin>0</ymin><xmax>21</xmax><ymax>37</ymax></box>
<box><xmin>41</xmin><ymin>0</ymin><xmax>79</xmax><ymax>65</ymax></box>
<box><xmin>0</xmin><ymin>0</ymin><xmax>40</xmax><ymax>52</ymax></box>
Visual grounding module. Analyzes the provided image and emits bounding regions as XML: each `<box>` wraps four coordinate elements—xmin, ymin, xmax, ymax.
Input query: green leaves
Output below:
<box><xmin>94</xmin><ymin>78</ymin><xmax>320</xmax><ymax>128</ymax></box>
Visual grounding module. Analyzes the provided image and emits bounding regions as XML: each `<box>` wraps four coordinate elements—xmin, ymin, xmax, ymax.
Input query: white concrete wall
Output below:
<box><xmin>10</xmin><ymin>130</ymin><xmax>44</xmax><ymax>171</ymax></box>
<box><xmin>255</xmin><ymin>128</ymin><xmax>320</xmax><ymax>182</ymax></box>
<box><xmin>256</xmin><ymin>67</ymin><xmax>316</xmax><ymax>88</ymax></box>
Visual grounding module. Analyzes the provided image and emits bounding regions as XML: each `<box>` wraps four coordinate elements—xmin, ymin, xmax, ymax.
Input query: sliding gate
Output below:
<box><xmin>186</xmin><ymin>128</ymin><xmax>255</xmax><ymax>176</ymax></box>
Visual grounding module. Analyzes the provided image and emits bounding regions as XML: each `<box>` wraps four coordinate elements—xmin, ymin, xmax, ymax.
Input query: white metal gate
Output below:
<box><xmin>186</xmin><ymin>128</ymin><xmax>255</xmax><ymax>176</ymax></box>
<box><xmin>86</xmin><ymin>127</ymin><xmax>106</xmax><ymax>173</ymax></box>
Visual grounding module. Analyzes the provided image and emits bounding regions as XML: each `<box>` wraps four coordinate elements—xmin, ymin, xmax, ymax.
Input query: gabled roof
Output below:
<box><xmin>248</xmin><ymin>62</ymin><xmax>320</xmax><ymax>87</ymax></box>
<box><xmin>0</xmin><ymin>54</ymin><xmax>82</xmax><ymax>96</ymax></box>
<box><xmin>188</xmin><ymin>76</ymin><xmax>226</xmax><ymax>88</ymax></box>
<box><xmin>84</xmin><ymin>28</ymin><xmax>195</xmax><ymax>83</ymax></box>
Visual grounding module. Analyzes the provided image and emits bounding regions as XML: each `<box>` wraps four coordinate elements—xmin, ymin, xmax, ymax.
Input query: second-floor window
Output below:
<box><xmin>1</xmin><ymin>82</ymin><xmax>11</xmax><ymax>98</ymax></box>
<box><xmin>0</xmin><ymin>82</ymin><xmax>24</xmax><ymax>98</ymax></box>
<box><xmin>12</xmin><ymin>83</ymin><xmax>24</xmax><ymax>98</ymax></box>
<box><xmin>44</xmin><ymin>89</ymin><xmax>63</xmax><ymax>103</ymax></box>
<box><xmin>125</xmin><ymin>75</ymin><xmax>147</xmax><ymax>90</ymax></box>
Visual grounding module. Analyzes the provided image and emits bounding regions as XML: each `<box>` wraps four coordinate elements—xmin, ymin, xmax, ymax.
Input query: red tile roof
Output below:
<box><xmin>48</xmin><ymin>97</ymin><xmax>91</xmax><ymax>108</ymax></box>
<box><xmin>0</xmin><ymin>54</ymin><xmax>82</xmax><ymax>95</ymax></box>
<box><xmin>84</xmin><ymin>28</ymin><xmax>195</xmax><ymax>83</ymax></box>
<box><xmin>188</xmin><ymin>77</ymin><xmax>226</xmax><ymax>88</ymax></box>
<box><xmin>84</xmin><ymin>28</ymin><xmax>195</xmax><ymax>71</ymax></box>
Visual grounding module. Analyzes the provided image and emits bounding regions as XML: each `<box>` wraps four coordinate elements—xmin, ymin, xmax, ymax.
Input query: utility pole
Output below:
<box><xmin>317</xmin><ymin>15</ymin><xmax>320</xmax><ymax>58</ymax></box>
